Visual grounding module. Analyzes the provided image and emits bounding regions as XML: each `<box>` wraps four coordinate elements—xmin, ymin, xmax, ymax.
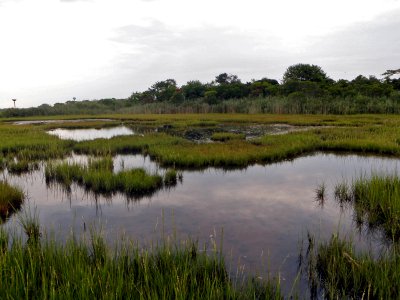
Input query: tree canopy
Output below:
<box><xmin>282</xmin><ymin>64</ymin><xmax>329</xmax><ymax>83</ymax></box>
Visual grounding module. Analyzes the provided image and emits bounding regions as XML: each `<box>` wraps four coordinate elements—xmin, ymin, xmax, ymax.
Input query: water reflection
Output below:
<box><xmin>47</xmin><ymin>126</ymin><xmax>135</xmax><ymax>141</ymax></box>
<box><xmin>1</xmin><ymin>153</ymin><xmax>399</xmax><ymax>294</ymax></box>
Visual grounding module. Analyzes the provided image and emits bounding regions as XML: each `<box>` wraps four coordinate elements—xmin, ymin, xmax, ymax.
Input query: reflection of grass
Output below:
<box><xmin>0</xmin><ymin>181</ymin><xmax>24</xmax><ymax>220</ymax></box>
<box><xmin>334</xmin><ymin>174</ymin><xmax>400</xmax><ymax>241</ymax></box>
<box><xmin>307</xmin><ymin>234</ymin><xmax>400</xmax><ymax>299</ymax></box>
<box><xmin>211</xmin><ymin>132</ymin><xmax>245</xmax><ymax>142</ymax></box>
<box><xmin>0</xmin><ymin>228</ymin><xmax>283</xmax><ymax>299</ymax></box>
<box><xmin>45</xmin><ymin>158</ymin><xmax>178</xmax><ymax>197</ymax></box>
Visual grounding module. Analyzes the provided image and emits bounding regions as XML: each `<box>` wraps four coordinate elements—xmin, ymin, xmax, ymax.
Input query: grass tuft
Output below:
<box><xmin>334</xmin><ymin>174</ymin><xmax>400</xmax><ymax>241</ymax></box>
<box><xmin>7</xmin><ymin>159</ymin><xmax>40</xmax><ymax>174</ymax></box>
<box><xmin>0</xmin><ymin>181</ymin><xmax>24</xmax><ymax>220</ymax></box>
<box><xmin>45</xmin><ymin>160</ymin><xmax>166</xmax><ymax>198</ymax></box>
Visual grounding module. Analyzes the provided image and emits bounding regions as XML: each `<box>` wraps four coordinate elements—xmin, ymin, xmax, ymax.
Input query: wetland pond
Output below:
<box><xmin>47</xmin><ymin>126</ymin><xmax>136</xmax><ymax>141</ymax></box>
<box><xmin>2</xmin><ymin>152</ymin><xmax>400</xmax><ymax>294</ymax></box>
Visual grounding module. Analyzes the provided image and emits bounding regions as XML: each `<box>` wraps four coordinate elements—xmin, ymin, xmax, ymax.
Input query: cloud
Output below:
<box><xmin>111</xmin><ymin>21</ymin><xmax>290</xmax><ymax>86</ymax></box>
<box><xmin>301</xmin><ymin>9</ymin><xmax>400</xmax><ymax>79</ymax></box>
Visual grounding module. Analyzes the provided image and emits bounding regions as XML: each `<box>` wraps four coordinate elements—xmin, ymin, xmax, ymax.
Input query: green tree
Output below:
<box><xmin>382</xmin><ymin>68</ymin><xmax>400</xmax><ymax>79</ymax></box>
<box><xmin>282</xmin><ymin>64</ymin><xmax>329</xmax><ymax>83</ymax></box>
<box><xmin>150</xmin><ymin>79</ymin><xmax>177</xmax><ymax>102</ymax></box>
<box><xmin>181</xmin><ymin>80</ymin><xmax>207</xmax><ymax>100</ymax></box>
<box><xmin>204</xmin><ymin>90</ymin><xmax>218</xmax><ymax>104</ymax></box>
<box><xmin>215</xmin><ymin>73</ymin><xmax>241</xmax><ymax>84</ymax></box>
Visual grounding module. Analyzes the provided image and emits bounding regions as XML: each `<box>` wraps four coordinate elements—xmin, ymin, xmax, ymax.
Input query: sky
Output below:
<box><xmin>0</xmin><ymin>0</ymin><xmax>399</xmax><ymax>108</ymax></box>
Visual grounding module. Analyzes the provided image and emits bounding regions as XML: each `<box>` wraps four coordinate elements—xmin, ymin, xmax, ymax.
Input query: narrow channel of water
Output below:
<box><xmin>2</xmin><ymin>153</ymin><xmax>399</xmax><ymax>295</ymax></box>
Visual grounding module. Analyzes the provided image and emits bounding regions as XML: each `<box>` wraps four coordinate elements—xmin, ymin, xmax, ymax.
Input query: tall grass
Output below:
<box><xmin>307</xmin><ymin>234</ymin><xmax>400</xmax><ymax>299</ymax></box>
<box><xmin>0</xmin><ymin>222</ymin><xmax>282</xmax><ymax>299</ymax></box>
<box><xmin>63</xmin><ymin>96</ymin><xmax>400</xmax><ymax>115</ymax></box>
<box><xmin>334</xmin><ymin>174</ymin><xmax>400</xmax><ymax>241</ymax></box>
<box><xmin>0</xmin><ymin>180</ymin><xmax>24</xmax><ymax>220</ymax></box>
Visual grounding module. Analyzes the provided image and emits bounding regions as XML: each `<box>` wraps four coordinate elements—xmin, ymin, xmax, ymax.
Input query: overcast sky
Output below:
<box><xmin>0</xmin><ymin>0</ymin><xmax>399</xmax><ymax>108</ymax></box>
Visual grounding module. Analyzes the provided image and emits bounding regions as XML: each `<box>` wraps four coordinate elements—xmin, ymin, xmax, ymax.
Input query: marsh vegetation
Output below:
<box><xmin>0</xmin><ymin>217</ymin><xmax>282</xmax><ymax>300</ymax></box>
<box><xmin>45</xmin><ymin>157</ymin><xmax>179</xmax><ymax>198</ymax></box>
<box><xmin>0</xmin><ymin>180</ymin><xmax>24</xmax><ymax>220</ymax></box>
<box><xmin>2</xmin><ymin>113</ymin><xmax>400</xmax><ymax>297</ymax></box>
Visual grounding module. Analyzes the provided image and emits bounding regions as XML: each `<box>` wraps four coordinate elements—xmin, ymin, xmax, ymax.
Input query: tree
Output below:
<box><xmin>382</xmin><ymin>68</ymin><xmax>400</xmax><ymax>79</ymax></box>
<box><xmin>215</xmin><ymin>73</ymin><xmax>241</xmax><ymax>84</ymax></box>
<box><xmin>282</xmin><ymin>64</ymin><xmax>329</xmax><ymax>83</ymax></box>
<box><xmin>181</xmin><ymin>80</ymin><xmax>207</xmax><ymax>100</ymax></box>
<box><xmin>150</xmin><ymin>79</ymin><xmax>177</xmax><ymax>102</ymax></box>
<box><xmin>254</xmin><ymin>77</ymin><xmax>279</xmax><ymax>85</ymax></box>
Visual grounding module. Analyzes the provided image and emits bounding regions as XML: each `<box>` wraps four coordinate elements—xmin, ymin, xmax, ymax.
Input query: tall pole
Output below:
<box><xmin>12</xmin><ymin>99</ymin><xmax>16</xmax><ymax>108</ymax></box>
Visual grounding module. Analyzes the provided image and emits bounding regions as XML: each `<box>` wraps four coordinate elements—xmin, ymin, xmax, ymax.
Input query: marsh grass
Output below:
<box><xmin>0</xmin><ymin>180</ymin><xmax>24</xmax><ymax>220</ymax></box>
<box><xmin>18</xmin><ymin>207</ymin><xmax>41</xmax><ymax>243</ymax></box>
<box><xmin>164</xmin><ymin>169</ymin><xmax>181</xmax><ymax>187</ymax></box>
<box><xmin>87</xmin><ymin>156</ymin><xmax>114</xmax><ymax>171</ymax></box>
<box><xmin>334</xmin><ymin>174</ymin><xmax>400</xmax><ymax>241</ymax></box>
<box><xmin>211</xmin><ymin>132</ymin><xmax>246</xmax><ymax>142</ymax></box>
<box><xmin>45</xmin><ymin>159</ymin><xmax>178</xmax><ymax>198</ymax></box>
<box><xmin>4</xmin><ymin>114</ymin><xmax>400</xmax><ymax>170</ymax></box>
<box><xmin>0</xmin><ymin>124</ymin><xmax>73</xmax><ymax>160</ymax></box>
<box><xmin>0</xmin><ymin>218</ymin><xmax>283</xmax><ymax>299</ymax></box>
<box><xmin>315</xmin><ymin>182</ymin><xmax>326</xmax><ymax>206</ymax></box>
<box><xmin>7</xmin><ymin>159</ymin><xmax>40</xmax><ymax>174</ymax></box>
<box><xmin>307</xmin><ymin>234</ymin><xmax>400</xmax><ymax>299</ymax></box>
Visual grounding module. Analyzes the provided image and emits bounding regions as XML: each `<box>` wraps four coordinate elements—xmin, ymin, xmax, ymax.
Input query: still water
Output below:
<box><xmin>2</xmin><ymin>153</ymin><xmax>399</xmax><ymax>294</ymax></box>
<box><xmin>47</xmin><ymin>126</ymin><xmax>135</xmax><ymax>141</ymax></box>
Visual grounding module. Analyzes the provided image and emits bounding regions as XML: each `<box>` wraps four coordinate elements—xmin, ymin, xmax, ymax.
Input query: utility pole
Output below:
<box><xmin>12</xmin><ymin>99</ymin><xmax>16</xmax><ymax>108</ymax></box>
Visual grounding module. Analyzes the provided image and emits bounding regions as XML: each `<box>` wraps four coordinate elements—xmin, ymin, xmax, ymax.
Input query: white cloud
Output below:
<box><xmin>0</xmin><ymin>0</ymin><xmax>400</xmax><ymax>108</ymax></box>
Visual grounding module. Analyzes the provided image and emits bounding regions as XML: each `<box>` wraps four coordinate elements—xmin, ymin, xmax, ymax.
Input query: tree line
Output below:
<box><xmin>129</xmin><ymin>64</ymin><xmax>399</xmax><ymax>104</ymax></box>
<box><xmin>1</xmin><ymin>64</ymin><xmax>400</xmax><ymax>117</ymax></box>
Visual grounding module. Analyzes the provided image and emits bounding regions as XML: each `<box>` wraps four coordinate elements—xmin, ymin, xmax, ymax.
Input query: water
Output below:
<box><xmin>47</xmin><ymin>126</ymin><xmax>135</xmax><ymax>141</ymax></box>
<box><xmin>2</xmin><ymin>153</ymin><xmax>399</xmax><ymax>295</ymax></box>
<box><xmin>13</xmin><ymin>119</ymin><xmax>112</xmax><ymax>125</ymax></box>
